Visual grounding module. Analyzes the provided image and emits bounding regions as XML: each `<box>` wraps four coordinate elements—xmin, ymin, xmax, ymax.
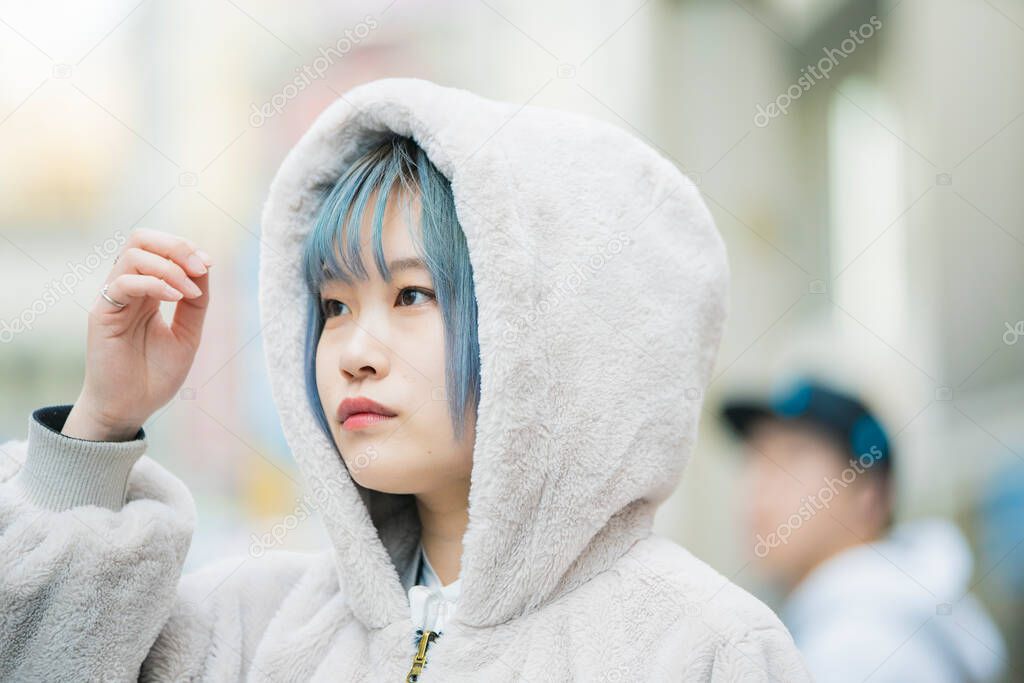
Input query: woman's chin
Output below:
<box><xmin>346</xmin><ymin>463</ymin><xmax>419</xmax><ymax>495</ymax></box>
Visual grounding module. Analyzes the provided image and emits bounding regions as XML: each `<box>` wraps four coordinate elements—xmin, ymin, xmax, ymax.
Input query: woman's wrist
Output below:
<box><xmin>62</xmin><ymin>400</ymin><xmax>143</xmax><ymax>442</ymax></box>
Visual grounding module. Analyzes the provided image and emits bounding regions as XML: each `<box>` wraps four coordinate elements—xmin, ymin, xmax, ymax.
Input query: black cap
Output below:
<box><xmin>720</xmin><ymin>377</ymin><xmax>892</xmax><ymax>471</ymax></box>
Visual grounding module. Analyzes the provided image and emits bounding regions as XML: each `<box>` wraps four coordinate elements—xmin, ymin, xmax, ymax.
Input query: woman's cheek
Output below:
<box><xmin>399</xmin><ymin>331</ymin><xmax>448</xmax><ymax>400</ymax></box>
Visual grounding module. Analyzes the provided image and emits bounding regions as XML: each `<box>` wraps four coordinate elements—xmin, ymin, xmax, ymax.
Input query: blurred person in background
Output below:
<box><xmin>720</xmin><ymin>377</ymin><xmax>1008</xmax><ymax>682</ymax></box>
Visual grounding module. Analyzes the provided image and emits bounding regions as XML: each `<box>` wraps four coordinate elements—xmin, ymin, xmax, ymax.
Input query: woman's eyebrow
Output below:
<box><xmin>387</xmin><ymin>257</ymin><xmax>428</xmax><ymax>273</ymax></box>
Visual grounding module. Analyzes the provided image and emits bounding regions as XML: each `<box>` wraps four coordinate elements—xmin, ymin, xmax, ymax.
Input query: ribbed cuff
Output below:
<box><xmin>13</xmin><ymin>404</ymin><xmax>148</xmax><ymax>512</ymax></box>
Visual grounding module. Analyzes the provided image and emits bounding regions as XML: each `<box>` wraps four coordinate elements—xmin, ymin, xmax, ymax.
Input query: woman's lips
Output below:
<box><xmin>341</xmin><ymin>412</ymin><xmax>395</xmax><ymax>431</ymax></box>
<box><xmin>337</xmin><ymin>396</ymin><xmax>398</xmax><ymax>432</ymax></box>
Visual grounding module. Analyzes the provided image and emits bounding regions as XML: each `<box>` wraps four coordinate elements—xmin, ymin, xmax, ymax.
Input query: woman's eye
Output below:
<box><xmin>397</xmin><ymin>287</ymin><xmax>435</xmax><ymax>307</ymax></box>
<box><xmin>321</xmin><ymin>289</ymin><xmax>433</xmax><ymax>317</ymax></box>
<box><xmin>322</xmin><ymin>299</ymin><xmax>349</xmax><ymax>318</ymax></box>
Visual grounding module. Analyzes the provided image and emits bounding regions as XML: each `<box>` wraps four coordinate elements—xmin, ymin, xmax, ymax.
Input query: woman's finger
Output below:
<box><xmin>98</xmin><ymin>273</ymin><xmax>184</xmax><ymax>312</ymax></box>
<box><xmin>110</xmin><ymin>247</ymin><xmax>202</xmax><ymax>298</ymax></box>
<box><xmin>118</xmin><ymin>228</ymin><xmax>212</xmax><ymax>278</ymax></box>
<box><xmin>170</xmin><ymin>270</ymin><xmax>210</xmax><ymax>346</ymax></box>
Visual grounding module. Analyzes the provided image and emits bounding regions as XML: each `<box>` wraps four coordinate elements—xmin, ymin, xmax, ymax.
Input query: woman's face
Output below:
<box><xmin>315</xmin><ymin>189</ymin><xmax>475</xmax><ymax>494</ymax></box>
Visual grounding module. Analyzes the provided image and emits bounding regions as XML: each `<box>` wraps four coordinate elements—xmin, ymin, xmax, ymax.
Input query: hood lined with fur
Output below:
<box><xmin>257</xmin><ymin>77</ymin><xmax>729</xmax><ymax>631</ymax></box>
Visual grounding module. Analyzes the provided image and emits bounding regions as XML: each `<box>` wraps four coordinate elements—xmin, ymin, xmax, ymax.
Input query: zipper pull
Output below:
<box><xmin>405</xmin><ymin>629</ymin><xmax>438</xmax><ymax>682</ymax></box>
<box><xmin>405</xmin><ymin>585</ymin><xmax>458</xmax><ymax>680</ymax></box>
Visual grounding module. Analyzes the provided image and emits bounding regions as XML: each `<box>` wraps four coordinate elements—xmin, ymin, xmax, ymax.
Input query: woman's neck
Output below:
<box><xmin>414</xmin><ymin>475</ymin><xmax>470</xmax><ymax>586</ymax></box>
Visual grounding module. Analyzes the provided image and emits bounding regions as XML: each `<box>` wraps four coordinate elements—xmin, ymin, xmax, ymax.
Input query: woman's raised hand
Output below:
<box><xmin>62</xmin><ymin>229</ymin><xmax>214</xmax><ymax>441</ymax></box>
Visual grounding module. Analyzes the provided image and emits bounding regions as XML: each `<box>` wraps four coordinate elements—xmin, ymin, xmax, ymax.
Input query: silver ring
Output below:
<box><xmin>100</xmin><ymin>283</ymin><xmax>128</xmax><ymax>309</ymax></box>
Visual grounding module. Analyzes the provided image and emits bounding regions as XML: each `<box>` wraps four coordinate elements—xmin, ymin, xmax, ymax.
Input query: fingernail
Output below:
<box><xmin>196</xmin><ymin>249</ymin><xmax>213</xmax><ymax>266</ymax></box>
<box><xmin>165</xmin><ymin>284</ymin><xmax>183</xmax><ymax>299</ymax></box>
<box><xmin>187</xmin><ymin>253</ymin><xmax>208</xmax><ymax>274</ymax></box>
<box><xmin>186</xmin><ymin>280</ymin><xmax>202</xmax><ymax>297</ymax></box>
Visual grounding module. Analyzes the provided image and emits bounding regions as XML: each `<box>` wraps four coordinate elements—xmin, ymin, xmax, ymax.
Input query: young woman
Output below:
<box><xmin>0</xmin><ymin>78</ymin><xmax>810</xmax><ymax>681</ymax></box>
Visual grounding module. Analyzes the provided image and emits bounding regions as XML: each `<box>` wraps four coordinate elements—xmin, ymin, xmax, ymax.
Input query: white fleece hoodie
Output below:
<box><xmin>0</xmin><ymin>78</ymin><xmax>811</xmax><ymax>681</ymax></box>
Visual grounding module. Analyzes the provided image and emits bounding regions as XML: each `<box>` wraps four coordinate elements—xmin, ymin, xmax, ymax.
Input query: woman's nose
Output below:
<box><xmin>339</xmin><ymin>323</ymin><xmax>390</xmax><ymax>381</ymax></box>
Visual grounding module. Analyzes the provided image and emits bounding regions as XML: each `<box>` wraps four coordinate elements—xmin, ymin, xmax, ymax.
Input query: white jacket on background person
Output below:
<box><xmin>782</xmin><ymin>518</ymin><xmax>1007</xmax><ymax>682</ymax></box>
<box><xmin>0</xmin><ymin>78</ymin><xmax>811</xmax><ymax>681</ymax></box>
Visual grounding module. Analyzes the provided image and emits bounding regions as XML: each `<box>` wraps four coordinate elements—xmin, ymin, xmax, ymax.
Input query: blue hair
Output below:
<box><xmin>301</xmin><ymin>134</ymin><xmax>480</xmax><ymax>444</ymax></box>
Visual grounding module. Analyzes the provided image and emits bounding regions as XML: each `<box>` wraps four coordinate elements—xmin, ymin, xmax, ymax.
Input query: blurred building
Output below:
<box><xmin>1</xmin><ymin>0</ymin><xmax>1020</xmax><ymax>676</ymax></box>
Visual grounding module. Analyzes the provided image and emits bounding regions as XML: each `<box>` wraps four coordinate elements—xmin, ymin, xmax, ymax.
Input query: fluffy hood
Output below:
<box><xmin>257</xmin><ymin>77</ymin><xmax>729</xmax><ymax>631</ymax></box>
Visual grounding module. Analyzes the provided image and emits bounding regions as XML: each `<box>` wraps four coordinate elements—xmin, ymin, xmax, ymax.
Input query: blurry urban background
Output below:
<box><xmin>1</xmin><ymin>0</ymin><xmax>1021</xmax><ymax>678</ymax></box>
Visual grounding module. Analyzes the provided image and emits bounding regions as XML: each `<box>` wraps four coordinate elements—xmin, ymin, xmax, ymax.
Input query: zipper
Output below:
<box><xmin>405</xmin><ymin>628</ymin><xmax>438</xmax><ymax>682</ymax></box>
<box><xmin>404</xmin><ymin>585</ymin><xmax>455</xmax><ymax>681</ymax></box>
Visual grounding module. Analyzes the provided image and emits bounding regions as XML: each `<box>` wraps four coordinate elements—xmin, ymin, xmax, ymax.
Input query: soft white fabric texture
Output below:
<box><xmin>0</xmin><ymin>77</ymin><xmax>811</xmax><ymax>681</ymax></box>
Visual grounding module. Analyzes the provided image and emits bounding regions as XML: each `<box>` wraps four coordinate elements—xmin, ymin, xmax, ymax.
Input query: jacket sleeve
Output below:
<box><xmin>0</xmin><ymin>404</ymin><xmax>309</xmax><ymax>682</ymax></box>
